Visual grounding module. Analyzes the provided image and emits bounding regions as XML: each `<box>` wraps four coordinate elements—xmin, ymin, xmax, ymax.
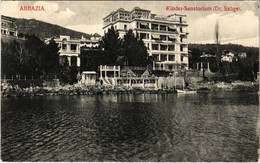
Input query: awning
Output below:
<box><xmin>140</xmin><ymin>22</ymin><xmax>148</xmax><ymax>26</ymax></box>
<box><xmin>168</xmin><ymin>25</ymin><xmax>177</xmax><ymax>29</ymax></box>
<box><xmin>168</xmin><ymin>35</ymin><xmax>176</xmax><ymax>39</ymax></box>
<box><xmin>152</xmin><ymin>34</ymin><xmax>160</xmax><ymax>39</ymax></box>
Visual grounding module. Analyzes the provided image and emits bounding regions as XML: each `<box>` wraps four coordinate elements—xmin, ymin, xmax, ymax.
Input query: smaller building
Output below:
<box><xmin>1</xmin><ymin>15</ymin><xmax>18</xmax><ymax>38</ymax></box>
<box><xmin>81</xmin><ymin>71</ymin><xmax>97</xmax><ymax>85</ymax></box>
<box><xmin>221</xmin><ymin>50</ymin><xmax>235</xmax><ymax>62</ymax></box>
<box><xmin>80</xmin><ymin>34</ymin><xmax>101</xmax><ymax>49</ymax></box>
<box><xmin>1</xmin><ymin>15</ymin><xmax>26</xmax><ymax>43</ymax></box>
<box><xmin>238</xmin><ymin>52</ymin><xmax>247</xmax><ymax>59</ymax></box>
<box><xmin>46</xmin><ymin>35</ymin><xmax>101</xmax><ymax>67</ymax></box>
<box><xmin>99</xmin><ymin>65</ymin><xmax>158</xmax><ymax>89</ymax></box>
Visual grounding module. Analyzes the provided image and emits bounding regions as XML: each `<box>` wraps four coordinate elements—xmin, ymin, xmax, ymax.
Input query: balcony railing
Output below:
<box><xmin>100</xmin><ymin>65</ymin><xmax>120</xmax><ymax>71</ymax></box>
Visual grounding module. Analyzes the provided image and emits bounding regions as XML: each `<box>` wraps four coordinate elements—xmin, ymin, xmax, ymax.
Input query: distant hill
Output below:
<box><xmin>12</xmin><ymin>17</ymin><xmax>94</xmax><ymax>40</ymax></box>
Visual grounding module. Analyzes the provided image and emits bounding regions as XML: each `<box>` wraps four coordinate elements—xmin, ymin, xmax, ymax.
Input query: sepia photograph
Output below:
<box><xmin>1</xmin><ymin>0</ymin><xmax>259</xmax><ymax>162</ymax></box>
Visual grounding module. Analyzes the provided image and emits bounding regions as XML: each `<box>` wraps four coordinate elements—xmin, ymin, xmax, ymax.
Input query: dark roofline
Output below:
<box><xmin>1</xmin><ymin>15</ymin><xmax>17</xmax><ymax>22</ymax></box>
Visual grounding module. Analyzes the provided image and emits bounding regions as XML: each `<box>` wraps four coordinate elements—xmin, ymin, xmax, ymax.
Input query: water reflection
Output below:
<box><xmin>1</xmin><ymin>92</ymin><xmax>259</xmax><ymax>161</ymax></box>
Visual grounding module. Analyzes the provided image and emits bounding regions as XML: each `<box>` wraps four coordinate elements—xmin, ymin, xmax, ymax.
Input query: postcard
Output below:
<box><xmin>1</xmin><ymin>0</ymin><xmax>259</xmax><ymax>162</ymax></box>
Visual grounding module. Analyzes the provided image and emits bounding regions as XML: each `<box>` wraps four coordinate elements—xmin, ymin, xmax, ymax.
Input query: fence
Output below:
<box><xmin>1</xmin><ymin>74</ymin><xmax>58</xmax><ymax>82</ymax></box>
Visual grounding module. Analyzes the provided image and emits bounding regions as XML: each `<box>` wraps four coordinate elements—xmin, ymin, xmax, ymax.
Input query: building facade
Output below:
<box><xmin>103</xmin><ymin>7</ymin><xmax>189</xmax><ymax>71</ymax></box>
<box><xmin>1</xmin><ymin>15</ymin><xmax>18</xmax><ymax>38</ymax></box>
<box><xmin>47</xmin><ymin>35</ymin><xmax>101</xmax><ymax>67</ymax></box>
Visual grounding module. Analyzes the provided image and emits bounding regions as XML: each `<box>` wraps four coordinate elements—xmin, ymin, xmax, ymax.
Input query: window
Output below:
<box><xmin>180</xmin><ymin>45</ymin><xmax>183</xmax><ymax>52</ymax></box>
<box><xmin>62</xmin><ymin>44</ymin><xmax>67</xmax><ymax>50</ymax></box>
<box><xmin>115</xmin><ymin>25</ymin><xmax>117</xmax><ymax>30</ymax></box>
<box><xmin>169</xmin><ymin>55</ymin><xmax>175</xmax><ymax>61</ymax></box>
<box><xmin>168</xmin><ymin>45</ymin><xmax>175</xmax><ymax>51</ymax></box>
<box><xmin>153</xmin><ymin>54</ymin><xmax>159</xmax><ymax>61</ymax></box>
<box><xmin>71</xmin><ymin>44</ymin><xmax>77</xmax><ymax>52</ymax></box>
<box><xmin>140</xmin><ymin>33</ymin><xmax>147</xmax><ymax>39</ymax></box>
<box><xmin>152</xmin><ymin>44</ymin><xmax>159</xmax><ymax>50</ymax></box>
<box><xmin>181</xmin><ymin>55</ymin><xmax>184</xmax><ymax>62</ymax></box>
<box><xmin>160</xmin><ymin>35</ymin><xmax>167</xmax><ymax>41</ymax></box>
<box><xmin>9</xmin><ymin>31</ymin><xmax>14</xmax><ymax>36</ymax></box>
<box><xmin>160</xmin><ymin>25</ymin><xmax>167</xmax><ymax>31</ymax></box>
<box><xmin>180</xmin><ymin>17</ymin><xmax>182</xmax><ymax>23</ymax></box>
<box><xmin>124</xmin><ymin>25</ymin><xmax>127</xmax><ymax>30</ymax></box>
<box><xmin>161</xmin><ymin>54</ymin><xmax>167</xmax><ymax>61</ymax></box>
<box><xmin>71</xmin><ymin>56</ymin><xmax>77</xmax><ymax>66</ymax></box>
<box><xmin>151</xmin><ymin>24</ymin><xmax>159</xmax><ymax>30</ymax></box>
<box><xmin>160</xmin><ymin>45</ymin><xmax>167</xmax><ymax>51</ymax></box>
<box><xmin>140</xmin><ymin>22</ymin><xmax>149</xmax><ymax>29</ymax></box>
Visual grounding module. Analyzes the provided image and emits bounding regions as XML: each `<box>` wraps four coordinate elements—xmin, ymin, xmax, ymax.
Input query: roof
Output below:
<box><xmin>151</xmin><ymin>70</ymin><xmax>170</xmax><ymax>77</ymax></box>
<box><xmin>1</xmin><ymin>15</ymin><xmax>17</xmax><ymax>22</ymax></box>
<box><xmin>82</xmin><ymin>71</ymin><xmax>96</xmax><ymax>74</ymax></box>
<box><xmin>200</xmin><ymin>53</ymin><xmax>215</xmax><ymax>58</ymax></box>
<box><xmin>92</xmin><ymin>33</ymin><xmax>101</xmax><ymax>37</ymax></box>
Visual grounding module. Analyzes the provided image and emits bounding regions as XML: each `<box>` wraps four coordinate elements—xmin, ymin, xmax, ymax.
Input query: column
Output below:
<box><xmin>113</xmin><ymin>66</ymin><xmax>116</xmax><ymax>78</ymax></box>
<box><xmin>68</xmin><ymin>56</ymin><xmax>71</xmax><ymax>66</ymax></box>
<box><xmin>104</xmin><ymin>65</ymin><xmax>107</xmax><ymax>77</ymax></box>
<box><xmin>77</xmin><ymin>57</ymin><xmax>80</xmax><ymax>67</ymax></box>
<box><xmin>207</xmin><ymin>62</ymin><xmax>210</xmax><ymax>71</ymax></box>
<box><xmin>100</xmin><ymin>66</ymin><xmax>102</xmax><ymax>78</ymax></box>
<box><xmin>200</xmin><ymin>62</ymin><xmax>203</xmax><ymax>71</ymax></box>
<box><xmin>129</xmin><ymin>79</ymin><xmax>131</xmax><ymax>86</ymax></box>
<box><xmin>82</xmin><ymin>73</ymin><xmax>85</xmax><ymax>83</ymax></box>
<box><xmin>196</xmin><ymin>63</ymin><xmax>199</xmax><ymax>70</ymax></box>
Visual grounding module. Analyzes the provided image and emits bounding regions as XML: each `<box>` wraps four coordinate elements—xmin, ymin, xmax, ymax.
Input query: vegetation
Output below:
<box><xmin>99</xmin><ymin>26</ymin><xmax>123</xmax><ymax>65</ymax></box>
<box><xmin>189</xmin><ymin>43</ymin><xmax>259</xmax><ymax>81</ymax></box>
<box><xmin>97</xmin><ymin>26</ymin><xmax>149</xmax><ymax>67</ymax></box>
<box><xmin>122</xmin><ymin>29</ymin><xmax>149</xmax><ymax>66</ymax></box>
<box><xmin>2</xmin><ymin>34</ymin><xmax>60</xmax><ymax>77</ymax></box>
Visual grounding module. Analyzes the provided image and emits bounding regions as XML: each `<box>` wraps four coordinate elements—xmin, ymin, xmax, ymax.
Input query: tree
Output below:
<box><xmin>238</xmin><ymin>57</ymin><xmax>255</xmax><ymax>81</ymax></box>
<box><xmin>122</xmin><ymin>29</ymin><xmax>149</xmax><ymax>67</ymax></box>
<box><xmin>1</xmin><ymin>34</ymin><xmax>60</xmax><ymax>78</ymax></box>
<box><xmin>1</xmin><ymin>40</ymin><xmax>20</xmax><ymax>76</ymax></box>
<box><xmin>99</xmin><ymin>26</ymin><xmax>123</xmax><ymax>65</ymax></box>
<box><xmin>35</xmin><ymin>38</ymin><xmax>60</xmax><ymax>74</ymax></box>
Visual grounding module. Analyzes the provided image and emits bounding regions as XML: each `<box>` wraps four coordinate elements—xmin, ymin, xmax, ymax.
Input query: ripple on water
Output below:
<box><xmin>1</xmin><ymin>92</ymin><xmax>259</xmax><ymax>161</ymax></box>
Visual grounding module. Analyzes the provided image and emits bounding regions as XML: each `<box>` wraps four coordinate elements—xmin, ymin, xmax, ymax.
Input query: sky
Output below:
<box><xmin>1</xmin><ymin>1</ymin><xmax>259</xmax><ymax>47</ymax></box>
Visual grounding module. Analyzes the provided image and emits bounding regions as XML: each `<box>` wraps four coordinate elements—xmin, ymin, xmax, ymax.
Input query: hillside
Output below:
<box><xmin>13</xmin><ymin>17</ymin><xmax>92</xmax><ymax>40</ymax></box>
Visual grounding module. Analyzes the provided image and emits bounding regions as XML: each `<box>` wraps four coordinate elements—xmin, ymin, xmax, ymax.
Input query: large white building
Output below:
<box><xmin>103</xmin><ymin>7</ymin><xmax>189</xmax><ymax>71</ymax></box>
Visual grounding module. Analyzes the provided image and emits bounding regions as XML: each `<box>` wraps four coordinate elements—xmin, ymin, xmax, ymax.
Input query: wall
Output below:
<box><xmin>157</xmin><ymin>77</ymin><xmax>185</xmax><ymax>89</ymax></box>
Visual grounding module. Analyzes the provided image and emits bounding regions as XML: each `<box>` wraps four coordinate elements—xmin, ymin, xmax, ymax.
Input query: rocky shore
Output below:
<box><xmin>1</xmin><ymin>82</ymin><xmax>174</xmax><ymax>97</ymax></box>
<box><xmin>1</xmin><ymin>81</ymin><xmax>258</xmax><ymax>97</ymax></box>
<box><xmin>188</xmin><ymin>81</ymin><xmax>259</xmax><ymax>92</ymax></box>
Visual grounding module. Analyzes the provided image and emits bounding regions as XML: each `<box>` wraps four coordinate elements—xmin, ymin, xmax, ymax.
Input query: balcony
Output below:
<box><xmin>100</xmin><ymin>65</ymin><xmax>120</xmax><ymax>71</ymax></box>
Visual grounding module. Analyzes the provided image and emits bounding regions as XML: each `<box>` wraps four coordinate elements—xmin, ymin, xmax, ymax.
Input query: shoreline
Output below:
<box><xmin>1</xmin><ymin>81</ymin><xmax>259</xmax><ymax>97</ymax></box>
